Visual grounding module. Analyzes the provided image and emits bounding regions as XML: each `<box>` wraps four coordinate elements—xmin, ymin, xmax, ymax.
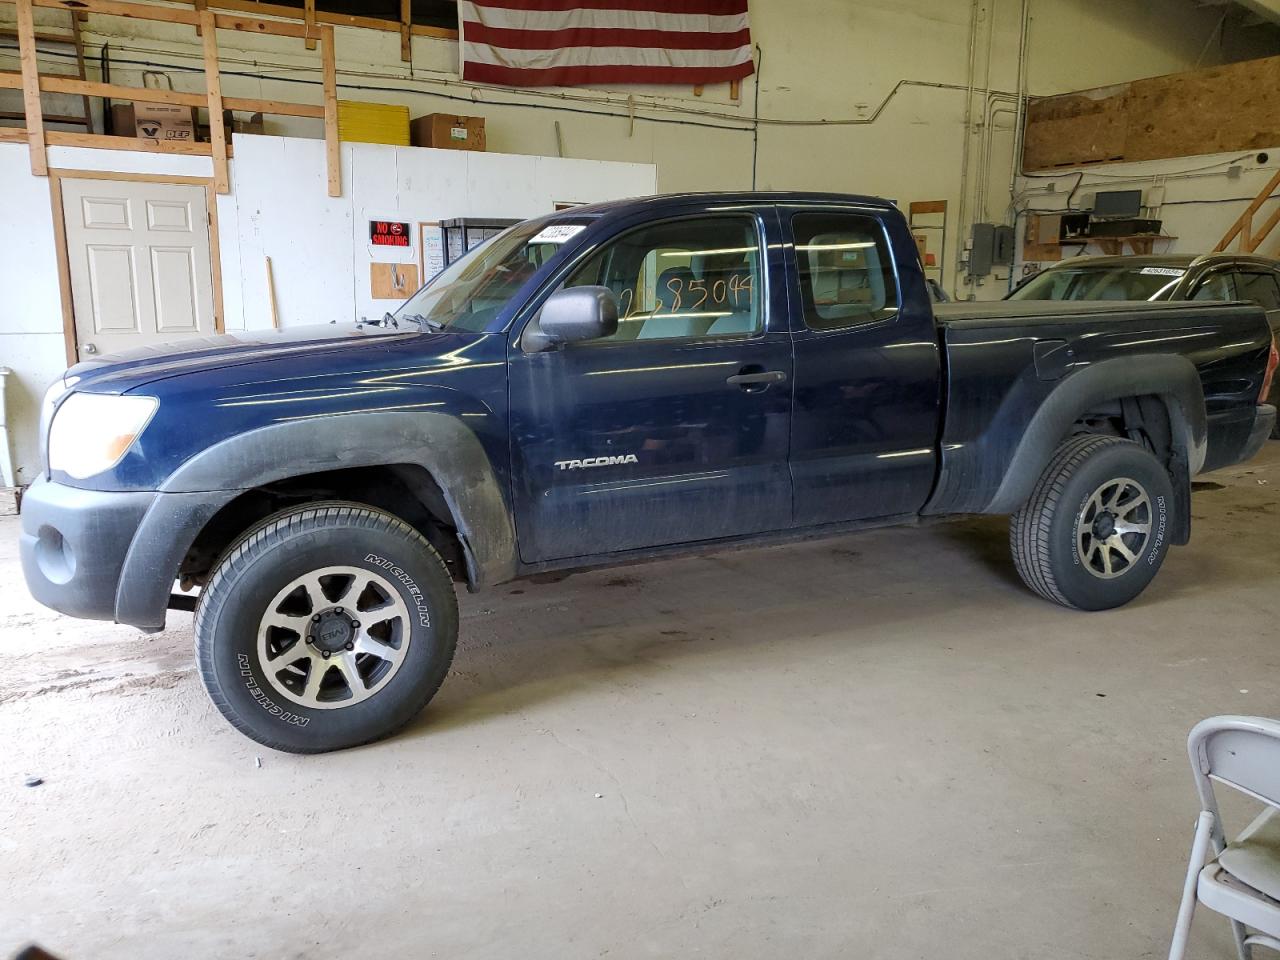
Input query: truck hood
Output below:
<box><xmin>65</xmin><ymin>323</ymin><xmax>423</xmax><ymax>394</ymax></box>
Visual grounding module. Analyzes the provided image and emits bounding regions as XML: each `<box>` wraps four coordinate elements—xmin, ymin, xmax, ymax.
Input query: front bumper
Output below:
<box><xmin>20</xmin><ymin>477</ymin><xmax>156</xmax><ymax>623</ymax></box>
<box><xmin>20</xmin><ymin>477</ymin><xmax>234</xmax><ymax>629</ymax></box>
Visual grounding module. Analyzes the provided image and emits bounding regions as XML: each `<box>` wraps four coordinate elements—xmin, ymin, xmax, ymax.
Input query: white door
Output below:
<box><xmin>61</xmin><ymin>178</ymin><xmax>216</xmax><ymax>360</ymax></box>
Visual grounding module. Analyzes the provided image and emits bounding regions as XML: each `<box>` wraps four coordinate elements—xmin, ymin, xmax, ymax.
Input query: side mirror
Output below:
<box><xmin>524</xmin><ymin>286</ymin><xmax>618</xmax><ymax>352</ymax></box>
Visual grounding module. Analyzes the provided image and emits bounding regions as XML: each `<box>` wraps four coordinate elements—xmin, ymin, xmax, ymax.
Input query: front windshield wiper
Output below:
<box><xmin>399</xmin><ymin>312</ymin><xmax>446</xmax><ymax>332</ymax></box>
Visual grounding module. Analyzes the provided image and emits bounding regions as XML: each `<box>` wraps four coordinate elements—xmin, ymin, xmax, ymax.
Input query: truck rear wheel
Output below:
<box><xmin>195</xmin><ymin>502</ymin><xmax>458</xmax><ymax>753</ymax></box>
<box><xmin>1010</xmin><ymin>435</ymin><xmax>1174</xmax><ymax>611</ymax></box>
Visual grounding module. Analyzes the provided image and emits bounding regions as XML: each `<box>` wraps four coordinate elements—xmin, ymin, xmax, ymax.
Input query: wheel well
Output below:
<box><xmin>179</xmin><ymin>465</ymin><xmax>467</xmax><ymax>588</ymax></box>
<box><xmin>1069</xmin><ymin>394</ymin><xmax>1175</xmax><ymax>464</ymax></box>
<box><xmin>1069</xmin><ymin>393</ymin><xmax>1191</xmax><ymax>545</ymax></box>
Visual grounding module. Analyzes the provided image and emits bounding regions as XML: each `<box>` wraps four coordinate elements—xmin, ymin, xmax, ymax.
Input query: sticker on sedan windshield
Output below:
<box><xmin>531</xmin><ymin>224</ymin><xmax>586</xmax><ymax>244</ymax></box>
<box><xmin>1138</xmin><ymin>267</ymin><xmax>1185</xmax><ymax>277</ymax></box>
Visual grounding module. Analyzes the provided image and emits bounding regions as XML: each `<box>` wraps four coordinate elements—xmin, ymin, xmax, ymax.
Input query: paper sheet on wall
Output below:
<box><xmin>421</xmin><ymin>222</ymin><xmax>445</xmax><ymax>281</ymax></box>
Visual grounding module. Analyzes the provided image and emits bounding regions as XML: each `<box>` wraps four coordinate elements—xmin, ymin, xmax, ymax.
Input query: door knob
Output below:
<box><xmin>83</xmin><ymin>343</ymin><xmax>98</xmax><ymax>355</ymax></box>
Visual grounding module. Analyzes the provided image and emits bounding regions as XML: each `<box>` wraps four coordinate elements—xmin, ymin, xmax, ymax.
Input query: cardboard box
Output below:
<box><xmin>132</xmin><ymin>102</ymin><xmax>196</xmax><ymax>145</ymax></box>
<box><xmin>410</xmin><ymin>113</ymin><xmax>485</xmax><ymax>151</ymax></box>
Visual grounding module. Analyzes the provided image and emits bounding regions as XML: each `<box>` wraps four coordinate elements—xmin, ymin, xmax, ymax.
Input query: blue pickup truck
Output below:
<box><xmin>20</xmin><ymin>192</ymin><xmax>1278</xmax><ymax>752</ymax></box>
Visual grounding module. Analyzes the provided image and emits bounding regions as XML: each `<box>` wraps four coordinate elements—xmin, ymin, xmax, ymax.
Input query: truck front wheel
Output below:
<box><xmin>1010</xmin><ymin>435</ymin><xmax>1174</xmax><ymax>611</ymax></box>
<box><xmin>195</xmin><ymin>502</ymin><xmax>458</xmax><ymax>753</ymax></box>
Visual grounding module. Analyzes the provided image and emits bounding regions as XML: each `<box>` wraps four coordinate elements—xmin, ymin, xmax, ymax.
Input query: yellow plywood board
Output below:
<box><xmin>337</xmin><ymin>100</ymin><xmax>409</xmax><ymax>146</ymax></box>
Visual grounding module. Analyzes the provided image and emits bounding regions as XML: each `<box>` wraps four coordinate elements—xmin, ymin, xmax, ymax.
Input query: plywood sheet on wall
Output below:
<box><xmin>1024</xmin><ymin>55</ymin><xmax>1280</xmax><ymax>171</ymax></box>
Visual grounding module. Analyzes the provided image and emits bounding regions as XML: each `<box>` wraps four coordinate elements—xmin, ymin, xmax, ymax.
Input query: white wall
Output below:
<box><xmin>231</xmin><ymin>136</ymin><xmax>654</xmax><ymax>331</ymax></box>
<box><xmin>0</xmin><ymin>138</ymin><xmax>654</xmax><ymax>483</ymax></box>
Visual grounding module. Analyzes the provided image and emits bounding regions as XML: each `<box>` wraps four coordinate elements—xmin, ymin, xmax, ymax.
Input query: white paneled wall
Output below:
<box><xmin>230</xmin><ymin>135</ymin><xmax>654</xmax><ymax>329</ymax></box>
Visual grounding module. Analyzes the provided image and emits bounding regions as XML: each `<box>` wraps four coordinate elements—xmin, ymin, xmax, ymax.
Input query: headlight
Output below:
<box><xmin>48</xmin><ymin>393</ymin><xmax>158</xmax><ymax>480</ymax></box>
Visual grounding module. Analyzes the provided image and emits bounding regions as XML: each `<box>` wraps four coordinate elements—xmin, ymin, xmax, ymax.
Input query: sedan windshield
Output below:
<box><xmin>392</xmin><ymin>219</ymin><xmax>590</xmax><ymax>332</ymax></box>
<box><xmin>1009</xmin><ymin>264</ymin><xmax>1186</xmax><ymax>302</ymax></box>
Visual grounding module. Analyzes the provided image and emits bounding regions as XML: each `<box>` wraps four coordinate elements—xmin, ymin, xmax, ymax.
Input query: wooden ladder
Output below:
<box><xmin>0</xmin><ymin>7</ymin><xmax>91</xmax><ymax>132</ymax></box>
<box><xmin>1214</xmin><ymin>167</ymin><xmax>1280</xmax><ymax>254</ymax></box>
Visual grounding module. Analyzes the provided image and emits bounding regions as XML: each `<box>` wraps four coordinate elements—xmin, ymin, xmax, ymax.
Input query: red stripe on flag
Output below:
<box><xmin>462</xmin><ymin>59</ymin><xmax>755</xmax><ymax>87</ymax></box>
<box><xmin>463</xmin><ymin>22</ymin><xmax>752</xmax><ymax>50</ymax></box>
<box><xmin>469</xmin><ymin>0</ymin><xmax>748</xmax><ymax>14</ymax></box>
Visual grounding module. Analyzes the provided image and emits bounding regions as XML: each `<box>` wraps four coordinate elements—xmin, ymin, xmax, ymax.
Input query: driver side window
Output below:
<box><xmin>565</xmin><ymin>216</ymin><xmax>762</xmax><ymax>342</ymax></box>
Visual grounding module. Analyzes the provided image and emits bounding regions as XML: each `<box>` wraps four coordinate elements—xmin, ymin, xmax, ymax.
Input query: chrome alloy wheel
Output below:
<box><xmin>1076</xmin><ymin>477</ymin><xmax>1152</xmax><ymax>580</ymax></box>
<box><xmin>256</xmin><ymin>566</ymin><xmax>411</xmax><ymax>709</ymax></box>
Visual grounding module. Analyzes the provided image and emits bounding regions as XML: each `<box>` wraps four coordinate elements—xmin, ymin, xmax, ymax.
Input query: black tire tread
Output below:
<box><xmin>1009</xmin><ymin>434</ymin><xmax>1136</xmax><ymax>610</ymax></box>
<box><xmin>195</xmin><ymin>501</ymin><xmax>457</xmax><ymax>754</ymax></box>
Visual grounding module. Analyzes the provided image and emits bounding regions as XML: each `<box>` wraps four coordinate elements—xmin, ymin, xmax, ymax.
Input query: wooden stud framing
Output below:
<box><xmin>1215</xmin><ymin>168</ymin><xmax>1280</xmax><ymax>254</ymax></box>
<box><xmin>400</xmin><ymin>0</ymin><xmax>411</xmax><ymax>62</ymax></box>
<box><xmin>46</xmin><ymin>129</ymin><xmax>231</xmax><ymax>155</ymax></box>
<box><xmin>206</xmin><ymin>180</ymin><xmax>226</xmax><ymax>332</ymax></box>
<box><xmin>42</xmin><ymin>75</ymin><xmax>208</xmax><ymax>106</ymax></box>
<box><xmin>69</xmin><ymin>8</ymin><xmax>93</xmax><ymax>132</ymax></box>
<box><xmin>16</xmin><ymin>0</ymin><xmax>47</xmax><ymax>175</ymax></box>
<box><xmin>197</xmin><ymin>10</ymin><xmax>229</xmax><ymax>194</ymax></box>
<box><xmin>169</xmin><ymin>0</ymin><xmax>457</xmax><ymax>40</ymax></box>
<box><xmin>33</xmin><ymin>0</ymin><xmax>201</xmax><ymax>26</ymax></box>
<box><xmin>45</xmin><ymin>172</ymin><xmax>76</xmax><ymax>365</ymax></box>
<box><xmin>303</xmin><ymin>0</ymin><xmax>316</xmax><ymax>49</ymax></box>
<box><xmin>194</xmin><ymin>0</ymin><xmax>205</xmax><ymax>33</ymax></box>
<box><xmin>321</xmin><ymin>25</ymin><xmax>341</xmax><ymax>198</ymax></box>
<box><xmin>222</xmin><ymin>96</ymin><xmax>324</xmax><ymax>119</ymax></box>
<box><xmin>729</xmin><ymin>79</ymin><xmax>740</xmax><ymax>101</ymax></box>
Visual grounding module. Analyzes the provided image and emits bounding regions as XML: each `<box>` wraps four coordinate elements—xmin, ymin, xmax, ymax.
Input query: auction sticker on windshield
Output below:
<box><xmin>531</xmin><ymin>224</ymin><xmax>586</xmax><ymax>244</ymax></box>
<box><xmin>1138</xmin><ymin>267</ymin><xmax>1185</xmax><ymax>277</ymax></box>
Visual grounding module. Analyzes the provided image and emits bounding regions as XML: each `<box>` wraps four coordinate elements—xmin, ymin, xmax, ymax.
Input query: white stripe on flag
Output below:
<box><xmin>463</xmin><ymin>41</ymin><xmax>752</xmax><ymax>70</ymax></box>
<box><xmin>459</xmin><ymin>2</ymin><xmax>749</xmax><ymax>35</ymax></box>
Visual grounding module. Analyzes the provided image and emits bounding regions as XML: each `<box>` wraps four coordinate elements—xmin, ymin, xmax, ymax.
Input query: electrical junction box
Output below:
<box><xmin>969</xmin><ymin>223</ymin><xmax>996</xmax><ymax>276</ymax></box>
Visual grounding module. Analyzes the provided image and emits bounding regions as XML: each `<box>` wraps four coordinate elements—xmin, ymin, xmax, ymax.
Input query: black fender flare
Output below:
<box><xmin>114</xmin><ymin>411</ymin><xmax>517</xmax><ymax>628</ymax></box>
<box><xmin>985</xmin><ymin>354</ymin><xmax>1207</xmax><ymax>516</ymax></box>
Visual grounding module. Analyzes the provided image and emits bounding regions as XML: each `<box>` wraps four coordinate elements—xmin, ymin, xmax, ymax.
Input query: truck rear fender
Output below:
<box><xmin>984</xmin><ymin>354</ymin><xmax>1206</xmax><ymax>519</ymax></box>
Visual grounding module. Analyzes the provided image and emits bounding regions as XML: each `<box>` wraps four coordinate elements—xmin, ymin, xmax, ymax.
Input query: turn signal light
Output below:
<box><xmin>1261</xmin><ymin>338</ymin><xmax>1279</xmax><ymax>405</ymax></box>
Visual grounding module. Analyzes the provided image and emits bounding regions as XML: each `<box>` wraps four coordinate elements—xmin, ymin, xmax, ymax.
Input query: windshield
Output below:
<box><xmin>391</xmin><ymin>219</ymin><xmax>590</xmax><ymax>332</ymax></box>
<box><xmin>1009</xmin><ymin>264</ymin><xmax>1187</xmax><ymax>302</ymax></box>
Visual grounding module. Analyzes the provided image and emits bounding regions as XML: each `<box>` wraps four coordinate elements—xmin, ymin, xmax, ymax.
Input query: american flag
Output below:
<box><xmin>459</xmin><ymin>1</ymin><xmax>754</xmax><ymax>88</ymax></box>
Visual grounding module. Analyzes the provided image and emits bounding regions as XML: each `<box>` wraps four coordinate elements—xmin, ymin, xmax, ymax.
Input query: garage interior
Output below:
<box><xmin>2</xmin><ymin>0</ymin><xmax>1280</xmax><ymax>957</ymax></box>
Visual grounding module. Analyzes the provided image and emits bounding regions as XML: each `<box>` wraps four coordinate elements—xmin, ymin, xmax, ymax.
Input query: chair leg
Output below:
<box><xmin>1232</xmin><ymin>919</ymin><xmax>1253</xmax><ymax>960</ymax></box>
<box><xmin>1169</xmin><ymin>811</ymin><xmax>1216</xmax><ymax>960</ymax></box>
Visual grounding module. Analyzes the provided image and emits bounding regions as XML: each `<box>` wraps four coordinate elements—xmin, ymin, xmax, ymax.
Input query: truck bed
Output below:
<box><xmin>926</xmin><ymin>299</ymin><xmax>1273</xmax><ymax>516</ymax></box>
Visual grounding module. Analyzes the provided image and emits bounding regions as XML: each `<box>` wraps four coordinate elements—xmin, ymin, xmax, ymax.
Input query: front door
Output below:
<box><xmin>508</xmin><ymin>210</ymin><xmax>793</xmax><ymax>563</ymax></box>
<box><xmin>61</xmin><ymin>178</ymin><xmax>217</xmax><ymax>361</ymax></box>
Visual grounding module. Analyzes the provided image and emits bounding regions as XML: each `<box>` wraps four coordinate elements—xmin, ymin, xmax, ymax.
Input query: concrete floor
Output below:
<box><xmin>2</xmin><ymin>446</ymin><xmax>1278</xmax><ymax>960</ymax></box>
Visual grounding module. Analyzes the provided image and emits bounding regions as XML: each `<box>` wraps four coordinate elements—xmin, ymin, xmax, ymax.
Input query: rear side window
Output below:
<box><xmin>791</xmin><ymin>213</ymin><xmax>898</xmax><ymax>331</ymax></box>
<box><xmin>1233</xmin><ymin>272</ymin><xmax>1280</xmax><ymax>311</ymax></box>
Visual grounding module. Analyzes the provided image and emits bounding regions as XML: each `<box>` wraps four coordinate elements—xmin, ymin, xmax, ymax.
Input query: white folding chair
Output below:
<box><xmin>1169</xmin><ymin>716</ymin><xmax>1280</xmax><ymax>960</ymax></box>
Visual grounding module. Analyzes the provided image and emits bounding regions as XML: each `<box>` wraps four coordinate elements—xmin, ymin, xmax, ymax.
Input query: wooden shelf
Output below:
<box><xmin>1060</xmin><ymin>234</ymin><xmax>1176</xmax><ymax>256</ymax></box>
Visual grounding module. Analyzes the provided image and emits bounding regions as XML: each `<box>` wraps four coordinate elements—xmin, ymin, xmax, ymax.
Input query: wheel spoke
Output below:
<box><xmin>265</xmin><ymin>612</ymin><xmax>312</xmax><ymax>634</ymax></box>
<box><xmin>335</xmin><ymin>652</ymin><xmax>367</xmax><ymax>699</ymax></box>
<box><xmin>354</xmin><ymin>632</ymin><xmax>402</xmax><ymax>665</ymax></box>
<box><xmin>270</xmin><ymin>640</ymin><xmax>313</xmax><ymax>667</ymax></box>
<box><xmin>302</xmin><ymin>660</ymin><xmax>329</xmax><ymax>701</ymax></box>
<box><xmin>1113</xmin><ymin>521</ymin><xmax>1150</xmax><ymax>537</ymax></box>
<box><xmin>1109</xmin><ymin>536</ymin><xmax>1137</xmax><ymax>564</ymax></box>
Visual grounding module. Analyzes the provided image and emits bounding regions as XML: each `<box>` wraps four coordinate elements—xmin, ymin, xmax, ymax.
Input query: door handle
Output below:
<box><xmin>727</xmin><ymin>369</ymin><xmax>787</xmax><ymax>388</ymax></box>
